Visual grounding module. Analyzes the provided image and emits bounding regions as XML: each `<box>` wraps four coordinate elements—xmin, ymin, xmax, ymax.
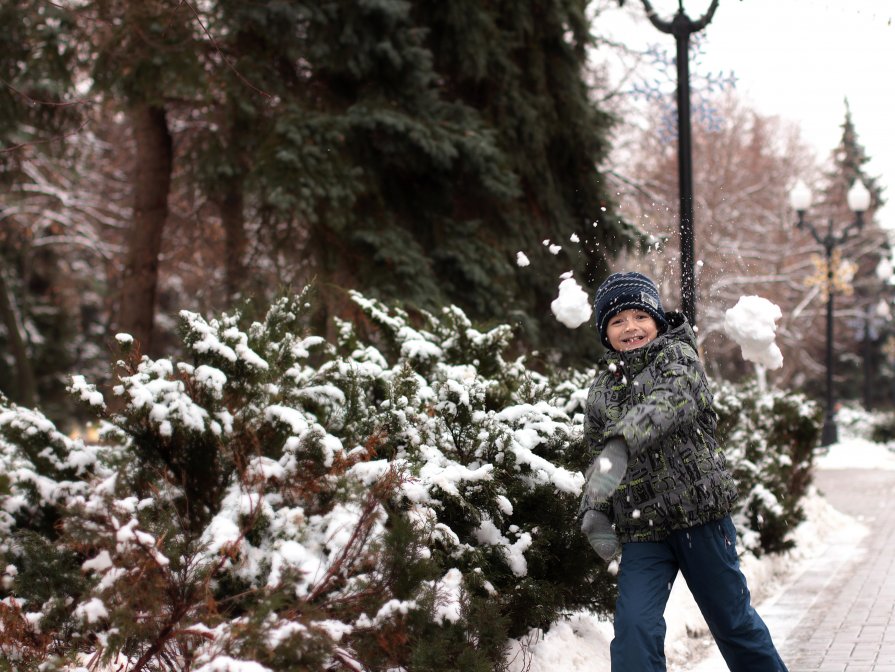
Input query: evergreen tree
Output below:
<box><xmin>224</xmin><ymin>0</ymin><xmax>526</xmax><ymax>333</ymax></box>
<box><xmin>182</xmin><ymin>0</ymin><xmax>630</xmax><ymax>362</ymax></box>
<box><xmin>804</xmin><ymin>100</ymin><xmax>890</xmax><ymax>408</ymax></box>
<box><xmin>0</xmin><ymin>0</ymin><xmax>85</xmax><ymax>409</ymax></box>
<box><xmin>88</xmin><ymin>0</ymin><xmax>209</xmax><ymax>355</ymax></box>
<box><xmin>0</xmin><ymin>0</ymin><xmax>81</xmax><ymax>170</ymax></box>
<box><xmin>5</xmin><ymin>0</ymin><xmax>631</xmax><ymax>398</ymax></box>
<box><xmin>419</xmin><ymin>0</ymin><xmax>630</xmax><ymax>359</ymax></box>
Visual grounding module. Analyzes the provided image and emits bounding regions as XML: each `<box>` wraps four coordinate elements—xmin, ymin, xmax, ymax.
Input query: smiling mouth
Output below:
<box><xmin>621</xmin><ymin>335</ymin><xmax>646</xmax><ymax>347</ymax></box>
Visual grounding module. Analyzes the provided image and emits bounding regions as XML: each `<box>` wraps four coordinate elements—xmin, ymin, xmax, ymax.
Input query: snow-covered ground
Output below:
<box><xmin>506</xmin><ymin>426</ymin><xmax>895</xmax><ymax>672</ymax></box>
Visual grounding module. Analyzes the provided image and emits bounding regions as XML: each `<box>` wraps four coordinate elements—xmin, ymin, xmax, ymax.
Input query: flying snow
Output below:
<box><xmin>723</xmin><ymin>295</ymin><xmax>783</xmax><ymax>370</ymax></box>
<box><xmin>550</xmin><ymin>273</ymin><xmax>592</xmax><ymax>329</ymax></box>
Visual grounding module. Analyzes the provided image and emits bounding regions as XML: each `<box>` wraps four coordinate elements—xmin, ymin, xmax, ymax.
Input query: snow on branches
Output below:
<box><xmin>0</xmin><ymin>288</ymin><xmax>592</xmax><ymax>671</ymax></box>
<box><xmin>0</xmin><ymin>287</ymin><xmax>819</xmax><ymax>670</ymax></box>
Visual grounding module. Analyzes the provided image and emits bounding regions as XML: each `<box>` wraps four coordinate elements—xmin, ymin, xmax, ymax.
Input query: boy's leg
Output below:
<box><xmin>673</xmin><ymin>516</ymin><xmax>788</xmax><ymax>672</ymax></box>
<box><xmin>611</xmin><ymin>540</ymin><xmax>678</xmax><ymax>672</ymax></box>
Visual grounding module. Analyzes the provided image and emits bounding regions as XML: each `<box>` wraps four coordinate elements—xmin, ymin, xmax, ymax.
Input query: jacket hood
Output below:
<box><xmin>663</xmin><ymin>311</ymin><xmax>697</xmax><ymax>350</ymax></box>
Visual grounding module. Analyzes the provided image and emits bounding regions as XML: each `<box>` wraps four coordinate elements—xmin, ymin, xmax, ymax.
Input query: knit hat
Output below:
<box><xmin>594</xmin><ymin>272</ymin><xmax>668</xmax><ymax>350</ymax></box>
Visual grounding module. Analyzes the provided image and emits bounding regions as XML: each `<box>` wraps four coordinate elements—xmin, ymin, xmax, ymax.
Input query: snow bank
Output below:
<box><xmin>816</xmin><ymin>437</ymin><xmax>895</xmax><ymax>470</ymax></box>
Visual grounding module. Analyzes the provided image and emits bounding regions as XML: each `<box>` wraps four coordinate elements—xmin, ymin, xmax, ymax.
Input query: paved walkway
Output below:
<box><xmin>689</xmin><ymin>468</ymin><xmax>895</xmax><ymax>672</ymax></box>
<box><xmin>773</xmin><ymin>469</ymin><xmax>895</xmax><ymax>671</ymax></box>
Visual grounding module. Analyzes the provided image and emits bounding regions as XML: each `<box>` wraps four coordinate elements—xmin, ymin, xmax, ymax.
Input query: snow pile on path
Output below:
<box><xmin>816</xmin><ymin>437</ymin><xmax>895</xmax><ymax>470</ymax></box>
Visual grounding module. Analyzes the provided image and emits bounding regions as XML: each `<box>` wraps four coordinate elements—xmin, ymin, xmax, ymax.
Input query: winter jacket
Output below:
<box><xmin>578</xmin><ymin>312</ymin><xmax>738</xmax><ymax>543</ymax></box>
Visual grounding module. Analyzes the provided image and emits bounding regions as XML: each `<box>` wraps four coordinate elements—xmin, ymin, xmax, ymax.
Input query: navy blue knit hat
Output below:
<box><xmin>594</xmin><ymin>272</ymin><xmax>668</xmax><ymax>349</ymax></box>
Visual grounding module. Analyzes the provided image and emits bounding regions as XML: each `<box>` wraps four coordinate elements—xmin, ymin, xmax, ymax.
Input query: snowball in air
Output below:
<box><xmin>516</xmin><ymin>251</ymin><xmax>530</xmax><ymax>267</ymax></box>
<box><xmin>551</xmin><ymin>277</ymin><xmax>592</xmax><ymax>329</ymax></box>
<box><xmin>724</xmin><ymin>296</ymin><xmax>783</xmax><ymax>370</ymax></box>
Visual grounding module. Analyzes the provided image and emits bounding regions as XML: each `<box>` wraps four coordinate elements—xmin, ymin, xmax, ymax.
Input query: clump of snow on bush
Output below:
<box><xmin>74</xmin><ymin>597</ymin><xmax>109</xmax><ymax>624</ymax></box>
<box><xmin>550</xmin><ymin>273</ymin><xmax>592</xmax><ymax>329</ymax></box>
<box><xmin>723</xmin><ymin>295</ymin><xmax>783</xmax><ymax>370</ymax></box>
<box><xmin>430</xmin><ymin>568</ymin><xmax>464</xmax><ymax>624</ymax></box>
<box><xmin>69</xmin><ymin>375</ymin><xmax>106</xmax><ymax>409</ymax></box>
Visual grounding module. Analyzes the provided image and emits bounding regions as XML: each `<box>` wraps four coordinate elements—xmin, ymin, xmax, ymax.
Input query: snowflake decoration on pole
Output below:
<box><xmin>804</xmin><ymin>249</ymin><xmax>857</xmax><ymax>301</ymax></box>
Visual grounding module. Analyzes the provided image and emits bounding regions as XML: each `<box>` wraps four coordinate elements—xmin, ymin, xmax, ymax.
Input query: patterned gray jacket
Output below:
<box><xmin>578</xmin><ymin>312</ymin><xmax>738</xmax><ymax>543</ymax></box>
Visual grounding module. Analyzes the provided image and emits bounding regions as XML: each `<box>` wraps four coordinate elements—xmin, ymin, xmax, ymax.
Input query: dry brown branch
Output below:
<box><xmin>177</xmin><ymin>0</ymin><xmax>273</xmax><ymax>101</ymax></box>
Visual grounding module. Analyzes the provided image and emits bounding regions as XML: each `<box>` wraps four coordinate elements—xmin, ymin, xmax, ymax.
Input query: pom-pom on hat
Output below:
<box><xmin>594</xmin><ymin>272</ymin><xmax>668</xmax><ymax>350</ymax></box>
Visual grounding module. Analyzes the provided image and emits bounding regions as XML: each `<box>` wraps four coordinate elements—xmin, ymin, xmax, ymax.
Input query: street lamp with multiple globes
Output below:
<box><xmin>789</xmin><ymin>178</ymin><xmax>872</xmax><ymax>446</ymax></box>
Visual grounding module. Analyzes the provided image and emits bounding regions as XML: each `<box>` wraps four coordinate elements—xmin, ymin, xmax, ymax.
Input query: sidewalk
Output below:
<box><xmin>692</xmin><ymin>468</ymin><xmax>895</xmax><ymax>672</ymax></box>
<box><xmin>776</xmin><ymin>469</ymin><xmax>895</xmax><ymax>671</ymax></box>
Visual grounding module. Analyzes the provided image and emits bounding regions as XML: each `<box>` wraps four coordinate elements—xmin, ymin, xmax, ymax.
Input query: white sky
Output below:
<box><xmin>597</xmin><ymin>0</ymin><xmax>895</xmax><ymax>229</ymax></box>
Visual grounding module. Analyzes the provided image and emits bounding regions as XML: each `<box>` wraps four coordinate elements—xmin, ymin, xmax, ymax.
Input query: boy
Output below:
<box><xmin>579</xmin><ymin>272</ymin><xmax>788</xmax><ymax>672</ymax></box>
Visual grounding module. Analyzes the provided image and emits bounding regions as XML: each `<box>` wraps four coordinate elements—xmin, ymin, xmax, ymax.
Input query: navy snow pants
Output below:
<box><xmin>610</xmin><ymin>515</ymin><xmax>788</xmax><ymax>672</ymax></box>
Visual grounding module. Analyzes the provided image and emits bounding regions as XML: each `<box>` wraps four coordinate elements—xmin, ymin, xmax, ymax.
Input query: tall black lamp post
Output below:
<box><xmin>640</xmin><ymin>0</ymin><xmax>720</xmax><ymax>326</ymax></box>
<box><xmin>789</xmin><ymin>178</ymin><xmax>872</xmax><ymax>446</ymax></box>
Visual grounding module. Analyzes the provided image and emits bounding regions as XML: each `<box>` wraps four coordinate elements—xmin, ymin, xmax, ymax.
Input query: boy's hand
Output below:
<box><xmin>584</xmin><ymin>437</ymin><xmax>628</xmax><ymax>502</ymax></box>
<box><xmin>581</xmin><ymin>510</ymin><xmax>620</xmax><ymax>562</ymax></box>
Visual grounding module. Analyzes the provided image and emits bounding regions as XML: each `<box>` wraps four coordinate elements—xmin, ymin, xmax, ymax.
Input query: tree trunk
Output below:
<box><xmin>0</xmin><ymin>261</ymin><xmax>37</xmax><ymax>407</ymax></box>
<box><xmin>117</xmin><ymin>103</ymin><xmax>172</xmax><ymax>355</ymax></box>
<box><xmin>219</xmin><ymin>184</ymin><xmax>246</xmax><ymax>303</ymax></box>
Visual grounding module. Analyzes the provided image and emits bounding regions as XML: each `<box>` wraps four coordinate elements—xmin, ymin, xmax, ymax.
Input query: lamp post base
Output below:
<box><xmin>821</xmin><ymin>415</ymin><xmax>838</xmax><ymax>446</ymax></box>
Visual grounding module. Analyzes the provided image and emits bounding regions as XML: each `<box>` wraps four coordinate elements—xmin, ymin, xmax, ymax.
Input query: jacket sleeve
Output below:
<box><xmin>613</xmin><ymin>342</ymin><xmax>709</xmax><ymax>458</ymax></box>
<box><xmin>582</xmin><ymin>373</ymin><xmax>610</xmax><ymax>460</ymax></box>
<box><xmin>576</xmin><ymin>460</ymin><xmax>612</xmax><ymax>518</ymax></box>
<box><xmin>577</xmin><ymin>374</ymin><xmax>613</xmax><ymax>519</ymax></box>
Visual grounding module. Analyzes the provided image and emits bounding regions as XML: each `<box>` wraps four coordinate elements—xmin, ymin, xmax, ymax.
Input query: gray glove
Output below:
<box><xmin>581</xmin><ymin>509</ymin><xmax>620</xmax><ymax>562</ymax></box>
<box><xmin>584</xmin><ymin>437</ymin><xmax>629</xmax><ymax>502</ymax></box>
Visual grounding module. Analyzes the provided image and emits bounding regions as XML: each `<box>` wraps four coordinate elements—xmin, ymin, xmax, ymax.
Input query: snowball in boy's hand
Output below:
<box><xmin>724</xmin><ymin>295</ymin><xmax>783</xmax><ymax>370</ymax></box>
<box><xmin>551</xmin><ymin>276</ymin><xmax>592</xmax><ymax>328</ymax></box>
<box><xmin>516</xmin><ymin>251</ymin><xmax>530</xmax><ymax>267</ymax></box>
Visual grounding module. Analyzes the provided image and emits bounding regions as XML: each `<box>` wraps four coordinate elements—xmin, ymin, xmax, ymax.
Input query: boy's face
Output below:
<box><xmin>606</xmin><ymin>309</ymin><xmax>659</xmax><ymax>352</ymax></box>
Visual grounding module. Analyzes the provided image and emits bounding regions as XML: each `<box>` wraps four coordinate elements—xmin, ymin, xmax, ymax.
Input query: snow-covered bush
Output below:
<box><xmin>332</xmin><ymin>294</ymin><xmax>616</xmax><ymax>639</ymax></box>
<box><xmin>0</xmin><ymin>289</ymin><xmax>822</xmax><ymax>671</ymax></box>
<box><xmin>712</xmin><ymin>380</ymin><xmax>821</xmax><ymax>556</ymax></box>
<box><xmin>833</xmin><ymin>403</ymin><xmax>895</xmax><ymax>444</ymax></box>
<box><xmin>869</xmin><ymin>413</ymin><xmax>895</xmax><ymax>444</ymax></box>
<box><xmin>835</xmin><ymin>403</ymin><xmax>879</xmax><ymax>441</ymax></box>
<box><xmin>0</xmin><ymin>289</ymin><xmax>611</xmax><ymax>671</ymax></box>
